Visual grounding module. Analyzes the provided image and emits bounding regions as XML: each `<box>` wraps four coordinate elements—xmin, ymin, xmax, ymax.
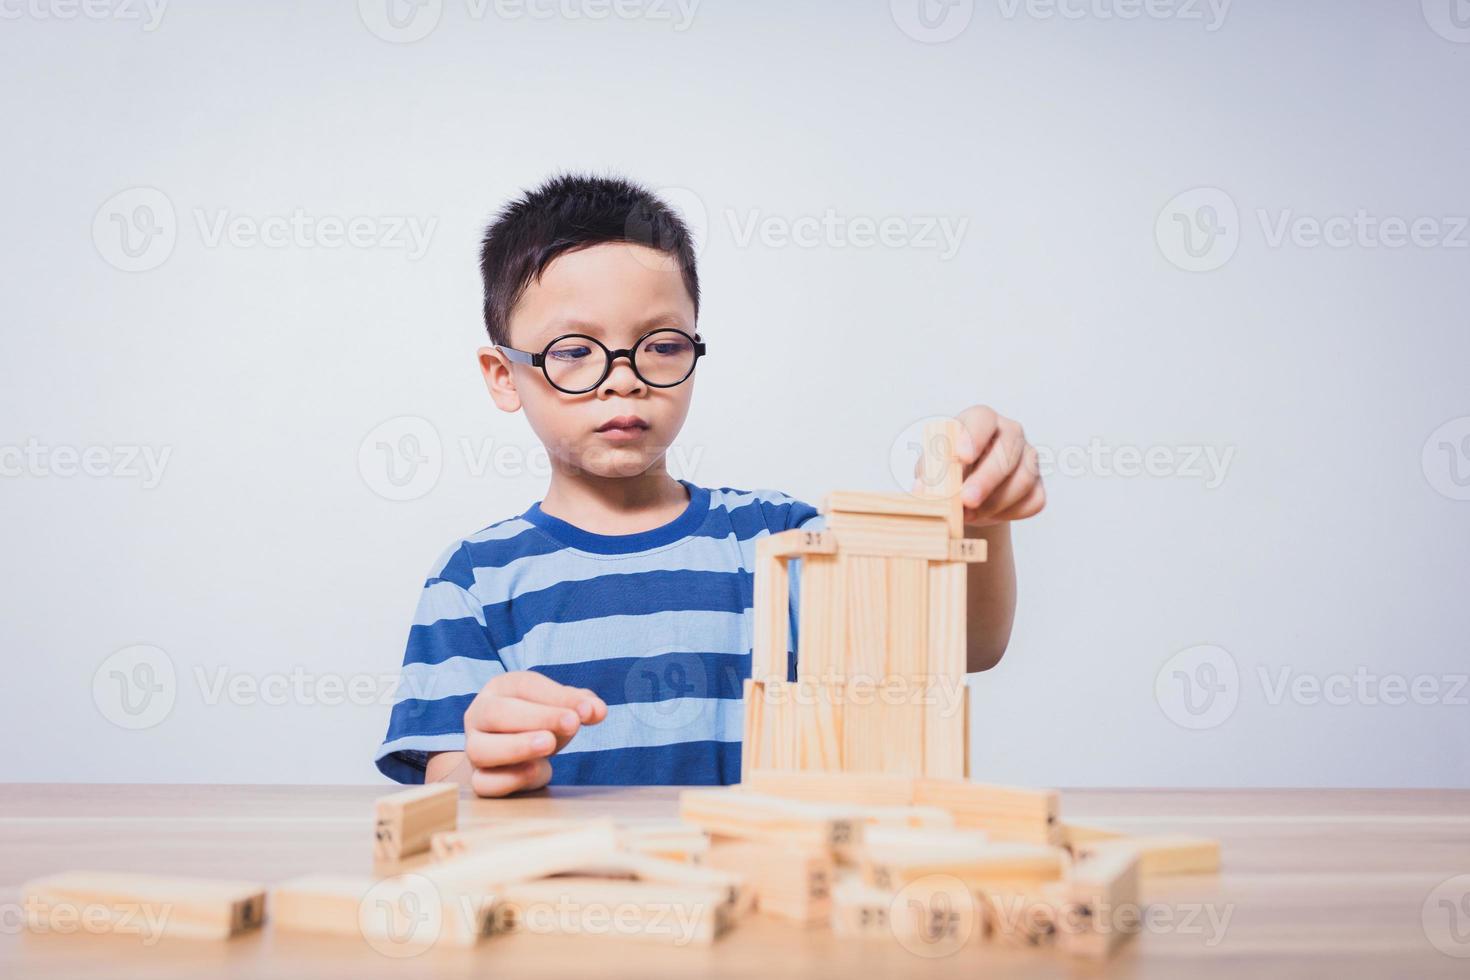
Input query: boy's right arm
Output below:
<box><xmin>425</xmin><ymin>671</ymin><xmax>607</xmax><ymax>796</ymax></box>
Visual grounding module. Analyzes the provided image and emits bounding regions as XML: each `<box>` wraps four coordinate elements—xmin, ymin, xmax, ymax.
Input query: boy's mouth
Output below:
<box><xmin>595</xmin><ymin>415</ymin><xmax>650</xmax><ymax>439</ymax></box>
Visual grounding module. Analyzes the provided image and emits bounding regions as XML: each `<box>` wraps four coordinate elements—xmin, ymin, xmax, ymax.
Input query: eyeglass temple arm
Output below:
<box><xmin>495</xmin><ymin>344</ymin><xmax>540</xmax><ymax>366</ymax></box>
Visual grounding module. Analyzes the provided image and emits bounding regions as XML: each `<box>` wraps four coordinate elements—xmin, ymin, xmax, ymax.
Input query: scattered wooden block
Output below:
<box><xmin>679</xmin><ymin>789</ymin><xmax>862</xmax><ymax>852</ymax></box>
<box><xmin>272</xmin><ymin>872</ymin><xmax>495</xmax><ymax>948</ymax></box>
<box><xmin>860</xmin><ymin>840</ymin><xmax>1064</xmax><ymax>892</ymax></box>
<box><xmin>430</xmin><ymin>818</ymin><xmax>615</xmax><ymax>862</ymax></box>
<box><xmin>1059</xmin><ymin>821</ymin><xmax>1128</xmax><ymax>849</ymax></box>
<box><xmin>494</xmin><ymin>877</ymin><xmax>732</xmax><ymax>945</ymax></box>
<box><xmin>704</xmin><ymin>838</ymin><xmax>833</xmax><ymax>924</ymax></box>
<box><xmin>980</xmin><ymin>887</ymin><xmax>1058</xmax><ymax>949</ymax></box>
<box><xmin>373</xmin><ymin>782</ymin><xmax>458</xmax><ymax>862</ymax></box>
<box><xmin>422</xmin><ymin>824</ymin><xmax>623</xmax><ymax>894</ymax></box>
<box><xmin>742</xmin><ymin>769</ymin><xmax>917</xmax><ymax>808</ymax></box>
<box><xmin>1047</xmin><ymin>845</ymin><xmax>1142</xmax><ymax>959</ymax></box>
<box><xmin>1076</xmin><ymin>835</ymin><xmax>1221</xmax><ymax>876</ymax></box>
<box><xmin>914</xmin><ymin>779</ymin><xmax>1062</xmax><ymax>845</ymax></box>
<box><xmin>22</xmin><ymin>872</ymin><xmax>266</xmax><ymax>941</ymax></box>
<box><xmin>831</xmin><ymin>874</ymin><xmax>982</xmax><ymax>951</ymax></box>
<box><xmin>559</xmin><ymin>850</ymin><xmax>751</xmax><ymax>914</ymax></box>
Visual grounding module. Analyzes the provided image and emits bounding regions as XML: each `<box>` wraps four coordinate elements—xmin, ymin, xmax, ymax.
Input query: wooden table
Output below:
<box><xmin>2</xmin><ymin>785</ymin><xmax>1467</xmax><ymax>978</ymax></box>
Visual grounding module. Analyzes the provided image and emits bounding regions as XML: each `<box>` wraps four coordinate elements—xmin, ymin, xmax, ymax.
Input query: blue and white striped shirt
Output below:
<box><xmin>375</xmin><ymin>481</ymin><xmax>825</xmax><ymax>785</ymax></box>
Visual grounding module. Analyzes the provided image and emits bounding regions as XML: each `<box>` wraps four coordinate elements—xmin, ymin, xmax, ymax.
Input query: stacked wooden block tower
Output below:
<box><xmin>744</xmin><ymin>417</ymin><xmax>987</xmax><ymax>779</ymax></box>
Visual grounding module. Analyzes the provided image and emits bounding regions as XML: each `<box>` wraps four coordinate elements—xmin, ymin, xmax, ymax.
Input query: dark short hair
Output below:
<box><xmin>479</xmin><ymin>172</ymin><xmax>701</xmax><ymax>347</ymax></box>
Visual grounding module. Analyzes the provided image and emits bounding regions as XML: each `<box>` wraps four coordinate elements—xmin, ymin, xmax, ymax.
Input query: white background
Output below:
<box><xmin>2</xmin><ymin>1</ymin><xmax>1467</xmax><ymax>786</ymax></box>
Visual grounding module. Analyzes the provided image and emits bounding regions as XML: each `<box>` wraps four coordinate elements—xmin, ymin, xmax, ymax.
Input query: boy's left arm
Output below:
<box><xmin>921</xmin><ymin>405</ymin><xmax>1045</xmax><ymax>673</ymax></box>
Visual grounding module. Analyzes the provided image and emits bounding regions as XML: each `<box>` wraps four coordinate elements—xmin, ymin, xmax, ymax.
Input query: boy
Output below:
<box><xmin>375</xmin><ymin>173</ymin><xmax>1044</xmax><ymax>796</ymax></box>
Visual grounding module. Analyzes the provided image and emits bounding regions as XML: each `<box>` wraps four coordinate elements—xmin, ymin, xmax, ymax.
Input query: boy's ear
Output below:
<box><xmin>478</xmin><ymin>346</ymin><xmax>522</xmax><ymax>413</ymax></box>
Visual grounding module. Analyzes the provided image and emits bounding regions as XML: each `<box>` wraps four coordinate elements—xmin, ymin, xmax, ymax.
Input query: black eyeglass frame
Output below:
<box><xmin>496</xmin><ymin>327</ymin><xmax>708</xmax><ymax>395</ymax></box>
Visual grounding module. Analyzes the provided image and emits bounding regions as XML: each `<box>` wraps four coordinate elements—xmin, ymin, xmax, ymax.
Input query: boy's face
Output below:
<box><xmin>480</xmin><ymin>241</ymin><xmax>699</xmax><ymax>480</ymax></box>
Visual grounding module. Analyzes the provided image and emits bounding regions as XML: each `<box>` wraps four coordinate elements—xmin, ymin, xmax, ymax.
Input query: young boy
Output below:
<box><xmin>374</xmin><ymin>173</ymin><xmax>1044</xmax><ymax>796</ymax></box>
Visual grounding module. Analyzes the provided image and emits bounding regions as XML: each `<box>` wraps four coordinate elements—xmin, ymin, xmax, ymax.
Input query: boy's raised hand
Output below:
<box><xmin>919</xmin><ymin>405</ymin><xmax>1046</xmax><ymax>527</ymax></box>
<box><xmin>453</xmin><ymin>670</ymin><xmax>606</xmax><ymax>797</ymax></box>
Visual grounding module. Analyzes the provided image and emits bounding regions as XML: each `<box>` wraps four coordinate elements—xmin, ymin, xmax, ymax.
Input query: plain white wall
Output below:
<box><xmin>2</xmin><ymin>1</ymin><xmax>1466</xmax><ymax>786</ymax></box>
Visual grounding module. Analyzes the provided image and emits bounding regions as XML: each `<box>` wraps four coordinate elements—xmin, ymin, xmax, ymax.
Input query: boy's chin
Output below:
<box><xmin>565</xmin><ymin>443</ymin><xmax>661</xmax><ymax>478</ymax></box>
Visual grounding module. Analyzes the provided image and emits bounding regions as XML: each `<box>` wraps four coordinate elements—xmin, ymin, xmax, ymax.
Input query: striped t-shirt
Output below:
<box><xmin>375</xmin><ymin>481</ymin><xmax>826</xmax><ymax>785</ymax></box>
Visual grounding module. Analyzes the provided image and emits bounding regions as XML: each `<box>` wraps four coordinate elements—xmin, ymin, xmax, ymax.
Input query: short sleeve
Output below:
<box><xmin>374</xmin><ymin>542</ymin><xmax>506</xmax><ymax>784</ymax></box>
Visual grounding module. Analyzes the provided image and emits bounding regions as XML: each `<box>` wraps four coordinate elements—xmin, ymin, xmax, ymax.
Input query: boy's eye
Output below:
<box><xmin>645</xmin><ymin>340</ymin><xmax>690</xmax><ymax>356</ymax></box>
<box><xmin>548</xmin><ymin>345</ymin><xmax>592</xmax><ymax>361</ymax></box>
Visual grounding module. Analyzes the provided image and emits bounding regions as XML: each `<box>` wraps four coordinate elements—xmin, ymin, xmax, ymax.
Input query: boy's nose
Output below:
<box><xmin>600</xmin><ymin>356</ymin><xmax>644</xmax><ymax>395</ymax></box>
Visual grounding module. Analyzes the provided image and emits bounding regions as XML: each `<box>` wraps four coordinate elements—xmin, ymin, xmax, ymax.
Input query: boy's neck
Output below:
<box><xmin>538</xmin><ymin>461</ymin><xmax>689</xmax><ymax>535</ymax></box>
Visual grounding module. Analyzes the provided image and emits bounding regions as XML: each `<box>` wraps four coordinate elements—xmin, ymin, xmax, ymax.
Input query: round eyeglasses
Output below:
<box><xmin>496</xmin><ymin>328</ymin><xmax>707</xmax><ymax>395</ymax></box>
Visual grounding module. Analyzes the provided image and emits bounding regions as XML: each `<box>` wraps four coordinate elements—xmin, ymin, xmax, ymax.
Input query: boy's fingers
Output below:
<box><xmin>963</xmin><ymin>420</ymin><xmax>1025</xmax><ymax>508</ymax></box>
<box><xmin>465</xmin><ymin>695</ymin><xmax>581</xmax><ymax>736</ymax></box>
<box><xmin>995</xmin><ymin>481</ymin><xmax>1047</xmax><ymax>522</ymax></box>
<box><xmin>491</xmin><ymin>671</ymin><xmax>606</xmax><ymax>720</ymax></box>
<box><xmin>979</xmin><ymin>445</ymin><xmax>1039</xmax><ymax>516</ymax></box>
<box><xmin>464</xmin><ymin>728</ymin><xmax>557</xmax><ymax>769</ymax></box>
<box><xmin>954</xmin><ymin>406</ymin><xmax>999</xmax><ymax>465</ymax></box>
<box><xmin>470</xmin><ymin>758</ymin><xmax>553</xmax><ymax>798</ymax></box>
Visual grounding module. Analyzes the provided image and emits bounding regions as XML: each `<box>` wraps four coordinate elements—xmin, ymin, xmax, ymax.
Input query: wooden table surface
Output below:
<box><xmin>2</xmin><ymin>785</ymin><xmax>1468</xmax><ymax>978</ymax></box>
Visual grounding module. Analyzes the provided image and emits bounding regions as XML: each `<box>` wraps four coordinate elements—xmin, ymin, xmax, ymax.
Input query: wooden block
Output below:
<box><xmin>795</xmin><ymin>553</ymin><xmax>839</xmax><ymax>681</ymax></box>
<box><xmin>1076</xmin><ymin>835</ymin><xmax>1221</xmax><ymax>876</ymax></box>
<box><xmin>948</xmin><ymin>537</ymin><xmax>987</xmax><ymax>562</ymax></box>
<box><xmin>794</xmin><ymin>680</ymin><xmax>843</xmax><ymax>771</ymax></box>
<box><xmin>878</xmin><ymin>694</ymin><xmax>926</xmax><ymax>776</ymax></box>
<box><xmin>841</xmin><ymin>687</ymin><xmax>885</xmax><ymax>773</ymax></box>
<box><xmin>430</xmin><ymin>818</ymin><xmax>615</xmax><ymax>862</ymax></box>
<box><xmin>616</xmin><ymin>820</ymin><xmax>712</xmax><ymax>866</ymax></box>
<box><xmin>980</xmin><ymin>888</ymin><xmax>1058</xmax><ymax>948</ymax></box>
<box><xmin>679</xmin><ymin>789</ymin><xmax>863</xmax><ymax>852</ymax></box>
<box><xmin>374</xmin><ymin>782</ymin><xmax>458</xmax><ymax>862</ymax></box>
<box><xmin>759</xmin><ymin>527</ymin><xmax>837</xmax><ymax>558</ymax></box>
<box><xmin>423</xmin><ymin>824</ymin><xmax>624</xmax><ymax>894</ymax></box>
<box><xmin>914</xmin><ymin>779</ymin><xmax>1062</xmax><ymax>845</ymax></box>
<box><xmin>923</xmin><ymin>680</ymin><xmax>967</xmax><ymax>782</ymax></box>
<box><xmin>273</xmin><ymin>873</ymin><xmax>495</xmax><ymax>948</ymax></box>
<box><xmin>913</xmin><ymin>418</ymin><xmax>966</xmax><ymax>538</ymax></box>
<box><xmin>844</xmin><ymin>555</ymin><xmax>889</xmax><ymax>683</ymax></box>
<box><xmin>741</xmin><ymin>678</ymin><xmax>763</xmax><ymax>782</ymax></box>
<box><xmin>1058</xmin><ymin>821</ymin><xmax>1128</xmax><ymax>850</ymax></box>
<box><xmin>560</xmin><ymin>850</ymin><xmax>751</xmax><ymax>913</ymax></box>
<box><xmin>861</xmin><ymin>840</ymin><xmax>1064</xmax><ymax>892</ymax></box>
<box><xmin>826</xmin><ymin>511</ymin><xmax>951</xmax><ymax>559</ymax></box>
<box><xmin>925</xmin><ymin>559</ymin><xmax>967</xmax><ymax>683</ymax></box>
<box><xmin>831</xmin><ymin>874</ymin><xmax>982</xmax><ymax>951</ymax></box>
<box><xmin>742</xmin><ymin>769</ymin><xmax>917</xmax><ymax>808</ymax></box>
<box><xmin>705</xmin><ymin>838</ymin><xmax>833</xmax><ymax>924</ymax></box>
<box><xmin>1047</xmin><ymin>845</ymin><xmax>1141</xmax><ymax>959</ymax></box>
<box><xmin>751</xmin><ymin>538</ymin><xmax>790</xmax><ymax>683</ymax></box>
<box><xmin>22</xmin><ymin>872</ymin><xmax>265</xmax><ymax>942</ymax></box>
<box><xmin>822</xmin><ymin>490</ymin><xmax>954</xmax><ymax>521</ymax></box>
<box><xmin>494</xmin><ymin>877</ymin><xmax>732</xmax><ymax>945</ymax></box>
<box><xmin>885</xmin><ymin>557</ymin><xmax>928</xmax><ymax>680</ymax></box>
